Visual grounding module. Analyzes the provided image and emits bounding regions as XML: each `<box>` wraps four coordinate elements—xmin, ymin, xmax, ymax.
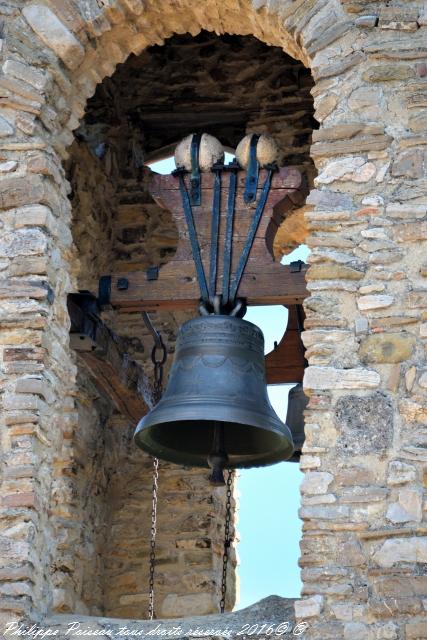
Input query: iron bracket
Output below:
<box><xmin>290</xmin><ymin>260</ymin><xmax>305</xmax><ymax>273</ymax></box>
<box><xmin>98</xmin><ymin>275</ymin><xmax>112</xmax><ymax>309</ymax></box>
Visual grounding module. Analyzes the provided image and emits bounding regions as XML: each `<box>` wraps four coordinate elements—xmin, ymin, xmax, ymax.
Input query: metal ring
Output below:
<box><xmin>151</xmin><ymin>340</ymin><xmax>167</xmax><ymax>366</ymax></box>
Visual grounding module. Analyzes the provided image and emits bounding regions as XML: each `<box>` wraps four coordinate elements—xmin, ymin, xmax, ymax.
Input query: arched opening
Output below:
<box><xmin>64</xmin><ymin>30</ymin><xmax>315</xmax><ymax>618</ymax></box>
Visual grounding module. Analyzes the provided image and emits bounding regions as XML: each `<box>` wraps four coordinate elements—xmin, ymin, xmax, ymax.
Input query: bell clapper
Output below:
<box><xmin>208</xmin><ymin>422</ymin><xmax>229</xmax><ymax>486</ymax></box>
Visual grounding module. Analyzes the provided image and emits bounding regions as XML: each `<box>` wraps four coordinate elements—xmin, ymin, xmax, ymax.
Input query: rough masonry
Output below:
<box><xmin>0</xmin><ymin>1</ymin><xmax>426</xmax><ymax>639</ymax></box>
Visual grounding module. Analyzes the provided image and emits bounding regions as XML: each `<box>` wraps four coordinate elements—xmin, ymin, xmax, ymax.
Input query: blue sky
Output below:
<box><xmin>149</xmin><ymin>155</ymin><xmax>309</xmax><ymax>609</ymax></box>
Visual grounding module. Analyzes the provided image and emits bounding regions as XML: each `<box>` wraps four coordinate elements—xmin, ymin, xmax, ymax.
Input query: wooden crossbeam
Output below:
<box><xmin>68</xmin><ymin>294</ymin><xmax>154</xmax><ymax>423</ymax></box>
<box><xmin>99</xmin><ymin>167</ymin><xmax>308</xmax><ymax>312</ymax></box>
<box><xmin>265</xmin><ymin>305</ymin><xmax>306</xmax><ymax>385</ymax></box>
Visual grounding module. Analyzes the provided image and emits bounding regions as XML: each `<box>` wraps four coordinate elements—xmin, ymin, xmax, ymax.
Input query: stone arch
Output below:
<box><xmin>0</xmin><ymin>0</ymin><xmax>426</xmax><ymax>637</ymax></box>
<box><xmin>17</xmin><ymin>0</ymin><xmax>357</xmax><ymax>156</ymax></box>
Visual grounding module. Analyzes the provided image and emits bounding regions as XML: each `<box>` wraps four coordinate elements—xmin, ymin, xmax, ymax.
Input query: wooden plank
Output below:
<box><xmin>103</xmin><ymin>166</ymin><xmax>308</xmax><ymax>312</ymax></box>
<box><xmin>109</xmin><ymin>262</ymin><xmax>308</xmax><ymax>312</ymax></box>
<box><xmin>68</xmin><ymin>295</ymin><xmax>154</xmax><ymax>422</ymax></box>
<box><xmin>265</xmin><ymin>305</ymin><xmax>306</xmax><ymax>385</ymax></box>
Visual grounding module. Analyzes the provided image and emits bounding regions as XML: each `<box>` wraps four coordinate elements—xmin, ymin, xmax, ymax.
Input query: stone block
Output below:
<box><xmin>299</xmin><ymin>455</ymin><xmax>321</xmax><ymax>470</ymax></box>
<box><xmin>308</xmin><ymin>264</ymin><xmax>365</xmax><ymax>280</ymax></box>
<box><xmin>3</xmin><ymin>393</ymin><xmax>42</xmax><ymax>411</ymax></box>
<box><xmin>314</xmin><ymin>93</ymin><xmax>337</xmax><ymax>121</ymax></box>
<box><xmin>400</xmin><ymin>398</ymin><xmax>427</xmax><ymax>423</ymax></box>
<box><xmin>1</xmin><ymin>492</ymin><xmax>37</xmax><ymax>508</ymax></box>
<box><xmin>304</xmin><ymin>366</ymin><xmax>380</xmax><ymax>391</ymax></box>
<box><xmin>419</xmin><ymin>371</ymin><xmax>427</xmax><ymax>389</ymax></box>
<box><xmin>0</xmin><ymin>161</ymin><xmax>17</xmax><ymax>173</ymax></box>
<box><xmin>22</xmin><ymin>5</ymin><xmax>85</xmax><ymax>70</ymax></box>
<box><xmin>300</xmin><ymin>471</ymin><xmax>333</xmax><ymax>495</ymax></box>
<box><xmin>13</xmin><ymin>205</ymin><xmax>55</xmax><ymax>231</ymax></box>
<box><xmin>373</xmin><ymin>537</ymin><xmax>427</xmax><ymax>567</ymax></box>
<box><xmin>409</xmin><ymin>111</ymin><xmax>427</xmax><ymax>133</ymax></box>
<box><xmin>340</xmin><ymin>486</ymin><xmax>388</xmax><ymax>503</ymax></box>
<box><xmin>335</xmin><ymin>392</ymin><xmax>393</xmax><ymax>456</ymax></box>
<box><xmin>299</xmin><ymin>505</ymin><xmax>350</xmax><ymax>520</ymax></box>
<box><xmin>348</xmin><ymin>86</ymin><xmax>384</xmax><ymax>119</ymax></box>
<box><xmin>387</xmin><ymin>461</ymin><xmax>417</xmax><ymax>485</ymax></box>
<box><xmin>386</xmin><ymin>203</ymin><xmax>426</xmax><ymax>219</ymax></box>
<box><xmin>357</xmin><ymin>294</ymin><xmax>394</xmax><ymax>310</ymax></box>
<box><xmin>0</xmin><ymin>175</ymin><xmax>50</xmax><ymax>211</ymax></box>
<box><xmin>160</xmin><ymin>593</ymin><xmax>215</xmax><ymax>617</ymax></box>
<box><xmin>0</xmin><ymin>229</ymin><xmax>47</xmax><ymax>258</ymax></box>
<box><xmin>355</xmin><ymin>15</ymin><xmax>378</xmax><ymax>28</ymax></box>
<box><xmin>407</xmin><ymin>290</ymin><xmax>427</xmax><ymax>309</ymax></box>
<box><xmin>355</xmin><ymin>317</ymin><xmax>369</xmax><ymax>335</ymax></box>
<box><xmin>2</xmin><ymin>59</ymin><xmax>48</xmax><ymax>92</ymax></box>
<box><xmin>386</xmin><ymin>488</ymin><xmax>423</xmax><ymax>523</ymax></box>
<box><xmin>306</xmin><ymin>189</ymin><xmax>354</xmax><ymax>210</ymax></box>
<box><xmin>392</xmin><ymin>150</ymin><xmax>426</xmax><ymax>179</ymax></box>
<box><xmin>0</xmin><ymin>114</ymin><xmax>14</xmax><ymax>137</ymax></box>
<box><xmin>359</xmin><ymin>333</ymin><xmax>415</xmax><ymax>364</ymax></box>
<box><xmin>406</xmin><ymin>622</ymin><xmax>427</xmax><ymax>639</ymax></box>
<box><xmin>392</xmin><ymin>221</ymin><xmax>427</xmax><ymax>243</ymax></box>
<box><xmin>378</xmin><ymin>7</ymin><xmax>419</xmax><ymax>31</ymax></box>
<box><xmin>14</xmin><ymin>377</ymin><xmax>54</xmax><ymax>403</ymax></box>
<box><xmin>344</xmin><ymin>622</ymin><xmax>368</xmax><ymax>639</ymax></box>
<box><xmin>363</xmin><ymin>65</ymin><xmax>415</xmax><ymax>82</ymax></box>
<box><xmin>294</xmin><ymin>595</ymin><xmax>323</xmax><ymax>619</ymax></box>
<box><xmin>315</xmin><ymin>157</ymin><xmax>376</xmax><ymax>185</ymax></box>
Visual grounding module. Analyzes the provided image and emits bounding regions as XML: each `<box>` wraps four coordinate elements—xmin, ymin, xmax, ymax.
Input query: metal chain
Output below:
<box><xmin>148</xmin><ymin>456</ymin><xmax>159</xmax><ymax>620</ymax></box>
<box><xmin>151</xmin><ymin>339</ymin><xmax>167</xmax><ymax>405</ymax></box>
<box><xmin>220</xmin><ymin>469</ymin><xmax>234</xmax><ymax>613</ymax></box>
<box><xmin>143</xmin><ymin>311</ymin><xmax>167</xmax><ymax>621</ymax></box>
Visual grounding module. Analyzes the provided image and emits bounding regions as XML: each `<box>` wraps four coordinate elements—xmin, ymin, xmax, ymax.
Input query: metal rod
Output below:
<box><xmin>190</xmin><ymin>133</ymin><xmax>201</xmax><ymax>205</ymax></box>
<box><xmin>243</xmin><ymin>134</ymin><xmax>260</xmax><ymax>204</ymax></box>
<box><xmin>178</xmin><ymin>173</ymin><xmax>210</xmax><ymax>302</ymax></box>
<box><xmin>222</xmin><ymin>167</ymin><xmax>238</xmax><ymax>306</ymax></box>
<box><xmin>209</xmin><ymin>168</ymin><xmax>222</xmax><ymax>299</ymax></box>
<box><xmin>229</xmin><ymin>166</ymin><xmax>274</xmax><ymax>303</ymax></box>
<box><xmin>142</xmin><ymin>311</ymin><xmax>163</xmax><ymax>349</ymax></box>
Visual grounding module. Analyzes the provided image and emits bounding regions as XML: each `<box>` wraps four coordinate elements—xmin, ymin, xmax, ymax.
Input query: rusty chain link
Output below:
<box><xmin>220</xmin><ymin>469</ymin><xmax>234</xmax><ymax>613</ymax></box>
<box><xmin>143</xmin><ymin>312</ymin><xmax>167</xmax><ymax>621</ymax></box>
<box><xmin>148</xmin><ymin>456</ymin><xmax>159</xmax><ymax>620</ymax></box>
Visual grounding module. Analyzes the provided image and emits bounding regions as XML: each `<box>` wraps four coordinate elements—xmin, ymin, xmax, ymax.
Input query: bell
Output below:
<box><xmin>134</xmin><ymin>315</ymin><xmax>294</xmax><ymax>474</ymax></box>
<box><xmin>285</xmin><ymin>383</ymin><xmax>308</xmax><ymax>462</ymax></box>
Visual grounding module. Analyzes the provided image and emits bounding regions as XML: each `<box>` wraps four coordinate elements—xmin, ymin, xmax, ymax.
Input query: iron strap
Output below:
<box><xmin>220</xmin><ymin>469</ymin><xmax>234</xmax><ymax>613</ymax></box>
<box><xmin>222</xmin><ymin>167</ymin><xmax>238</xmax><ymax>307</ymax></box>
<box><xmin>190</xmin><ymin>133</ymin><xmax>202</xmax><ymax>205</ymax></box>
<box><xmin>243</xmin><ymin>133</ymin><xmax>260</xmax><ymax>204</ymax></box>
<box><xmin>229</xmin><ymin>166</ymin><xmax>275</xmax><ymax>303</ymax></box>
<box><xmin>209</xmin><ymin>167</ymin><xmax>222</xmax><ymax>299</ymax></box>
<box><xmin>178</xmin><ymin>173</ymin><xmax>210</xmax><ymax>302</ymax></box>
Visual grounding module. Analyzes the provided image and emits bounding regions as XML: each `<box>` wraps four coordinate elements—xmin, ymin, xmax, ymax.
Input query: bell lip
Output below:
<box><xmin>135</xmin><ymin>399</ymin><xmax>292</xmax><ymax>438</ymax></box>
<box><xmin>134</xmin><ymin>402</ymin><xmax>294</xmax><ymax>468</ymax></box>
<box><xmin>134</xmin><ymin>432</ymin><xmax>294</xmax><ymax>469</ymax></box>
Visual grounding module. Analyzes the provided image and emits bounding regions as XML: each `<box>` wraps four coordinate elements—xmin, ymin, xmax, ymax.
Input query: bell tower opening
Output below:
<box><xmin>64</xmin><ymin>30</ymin><xmax>316</xmax><ymax>619</ymax></box>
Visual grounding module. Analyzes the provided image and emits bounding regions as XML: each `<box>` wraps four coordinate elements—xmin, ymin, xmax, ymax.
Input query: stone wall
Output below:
<box><xmin>0</xmin><ymin>1</ymin><xmax>426</xmax><ymax>639</ymax></box>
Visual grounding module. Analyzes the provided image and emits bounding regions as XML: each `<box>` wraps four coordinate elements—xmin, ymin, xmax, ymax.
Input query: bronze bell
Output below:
<box><xmin>134</xmin><ymin>315</ymin><xmax>294</xmax><ymax>476</ymax></box>
<box><xmin>285</xmin><ymin>383</ymin><xmax>308</xmax><ymax>462</ymax></box>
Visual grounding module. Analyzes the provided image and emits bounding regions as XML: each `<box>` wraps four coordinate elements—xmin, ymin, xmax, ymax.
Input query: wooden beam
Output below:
<box><xmin>265</xmin><ymin>305</ymin><xmax>306</xmax><ymax>385</ymax></box>
<box><xmin>68</xmin><ymin>294</ymin><xmax>154</xmax><ymax>423</ymax></box>
<box><xmin>101</xmin><ymin>167</ymin><xmax>308</xmax><ymax>312</ymax></box>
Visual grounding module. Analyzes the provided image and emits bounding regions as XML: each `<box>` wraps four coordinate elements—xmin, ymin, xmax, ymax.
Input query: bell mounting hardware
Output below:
<box><xmin>134</xmin><ymin>134</ymin><xmax>306</xmax><ymax>485</ymax></box>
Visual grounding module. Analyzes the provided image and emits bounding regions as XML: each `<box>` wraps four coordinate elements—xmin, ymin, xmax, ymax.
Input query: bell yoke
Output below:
<box><xmin>134</xmin><ymin>133</ymin><xmax>299</xmax><ymax>482</ymax></box>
